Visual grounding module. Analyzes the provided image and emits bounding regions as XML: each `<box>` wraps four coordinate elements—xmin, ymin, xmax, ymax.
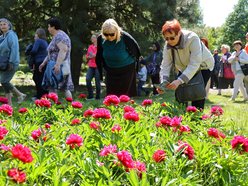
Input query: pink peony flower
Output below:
<box><xmin>7</xmin><ymin>168</ymin><xmax>26</xmax><ymax>183</ymax></box>
<box><xmin>0</xmin><ymin>126</ymin><xmax>8</xmax><ymax>140</ymax></box>
<box><xmin>44</xmin><ymin>123</ymin><xmax>51</xmax><ymax>129</ymax></box>
<box><xmin>66</xmin><ymin>134</ymin><xmax>83</xmax><ymax>149</ymax></box>
<box><xmin>11</xmin><ymin>144</ymin><xmax>34</xmax><ymax>163</ymax></box>
<box><xmin>99</xmin><ymin>144</ymin><xmax>117</xmax><ymax>156</ymax></box>
<box><xmin>0</xmin><ymin>144</ymin><xmax>10</xmax><ymax>151</ymax></box>
<box><xmin>152</xmin><ymin>150</ymin><xmax>166</xmax><ymax>163</ymax></box>
<box><xmin>142</xmin><ymin>99</ymin><xmax>153</xmax><ymax>106</ymax></box>
<box><xmin>35</xmin><ymin>99</ymin><xmax>51</xmax><ymax>108</ymax></box>
<box><xmin>202</xmin><ymin>114</ymin><xmax>211</xmax><ymax>120</ymax></box>
<box><xmin>92</xmin><ymin>108</ymin><xmax>111</xmax><ymax>119</ymax></box>
<box><xmin>177</xmin><ymin>141</ymin><xmax>194</xmax><ymax>160</ymax></box>
<box><xmin>155</xmin><ymin>121</ymin><xmax>162</xmax><ymax>127</ymax></box>
<box><xmin>186</xmin><ymin>106</ymin><xmax>198</xmax><ymax>112</ymax></box>
<box><xmin>170</xmin><ymin>116</ymin><xmax>182</xmax><ymax>127</ymax></box>
<box><xmin>111</xmin><ymin>124</ymin><xmax>122</xmax><ymax>133</ymax></box>
<box><xmin>211</xmin><ymin>106</ymin><xmax>224</xmax><ymax>116</ymax></box>
<box><xmin>18</xmin><ymin>107</ymin><xmax>28</xmax><ymax>113</ymax></box>
<box><xmin>0</xmin><ymin>104</ymin><xmax>13</xmax><ymax>116</ymax></box>
<box><xmin>66</xmin><ymin>97</ymin><xmax>73</xmax><ymax>102</ymax></box>
<box><xmin>207</xmin><ymin>128</ymin><xmax>226</xmax><ymax>140</ymax></box>
<box><xmin>124</xmin><ymin>111</ymin><xmax>139</xmax><ymax>122</ymax></box>
<box><xmin>47</xmin><ymin>92</ymin><xmax>58</xmax><ymax>103</ymax></box>
<box><xmin>71</xmin><ymin>101</ymin><xmax>83</xmax><ymax>109</ymax></box>
<box><xmin>117</xmin><ymin>150</ymin><xmax>135</xmax><ymax>169</ymax></box>
<box><xmin>119</xmin><ymin>95</ymin><xmax>130</xmax><ymax>103</ymax></box>
<box><xmin>83</xmin><ymin>109</ymin><xmax>94</xmax><ymax>117</ymax></box>
<box><xmin>230</xmin><ymin>135</ymin><xmax>248</xmax><ymax>153</ymax></box>
<box><xmin>134</xmin><ymin>160</ymin><xmax>146</xmax><ymax>173</ymax></box>
<box><xmin>71</xmin><ymin>118</ymin><xmax>81</xmax><ymax>125</ymax></box>
<box><xmin>0</xmin><ymin>96</ymin><xmax>8</xmax><ymax>104</ymax></box>
<box><xmin>179</xmin><ymin>125</ymin><xmax>191</xmax><ymax>133</ymax></box>
<box><xmin>78</xmin><ymin>93</ymin><xmax>87</xmax><ymax>99</ymax></box>
<box><xmin>31</xmin><ymin>128</ymin><xmax>46</xmax><ymax>141</ymax></box>
<box><xmin>89</xmin><ymin>121</ymin><xmax>100</xmax><ymax>130</ymax></box>
<box><xmin>160</xmin><ymin>116</ymin><xmax>172</xmax><ymax>126</ymax></box>
<box><xmin>123</xmin><ymin>105</ymin><xmax>135</xmax><ymax>113</ymax></box>
<box><xmin>103</xmin><ymin>95</ymin><xmax>120</xmax><ymax>106</ymax></box>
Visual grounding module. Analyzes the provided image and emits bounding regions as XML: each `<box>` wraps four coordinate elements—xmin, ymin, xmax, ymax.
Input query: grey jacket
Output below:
<box><xmin>160</xmin><ymin>30</ymin><xmax>214</xmax><ymax>83</ymax></box>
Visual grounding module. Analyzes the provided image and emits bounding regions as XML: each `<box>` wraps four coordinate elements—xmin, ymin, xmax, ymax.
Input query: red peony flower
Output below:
<box><xmin>31</xmin><ymin>128</ymin><xmax>46</xmax><ymax>141</ymax></box>
<box><xmin>99</xmin><ymin>144</ymin><xmax>117</xmax><ymax>156</ymax></box>
<box><xmin>92</xmin><ymin>108</ymin><xmax>111</xmax><ymax>119</ymax></box>
<box><xmin>71</xmin><ymin>118</ymin><xmax>81</xmax><ymax>125</ymax></box>
<box><xmin>124</xmin><ymin>111</ymin><xmax>139</xmax><ymax>122</ymax></box>
<box><xmin>134</xmin><ymin>160</ymin><xmax>146</xmax><ymax>174</ymax></box>
<box><xmin>66</xmin><ymin>134</ymin><xmax>83</xmax><ymax>149</ymax></box>
<box><xmin>230</xmin><ymin>135</ymin><xmax>248</xmax><ymax>153</ymax></box>
<box><xmin>83</xmin><ymin>109</ymin><xmax>94</xmax><ymax>117</ymax></box>
<box><xmin>123</xmin><ymin>105</ymin><xmax>135</xmax><ymax>113</ymax></box>
<box><xmin>35</xmin><ymin>99</ymin><xmax>51</xmax><ymax>108</ymax></box>
<box><xmin>186</xmin><ymin>106</ymin><xmax>198</xmax><ymax>112</ymax></box>
<box><xmin>170</xmin><ymin>116</ymin><xmax>182</xmax><ymax>127</ymax></box>
<box><xmin>11</xmin><ymin>144</ymin><xmax>34</xmax><ymax>163</ymax></box>
<box><xmin>89</xmin><ymin>121</ymin><xmax>100</xmax><ymax>130</ymax></box>
<box><xmin>142</xmin><ymin>99</ymin><xmax>153</xmax><ymax>106</ymax></box>
<box><xmin>71</xmin><ymin>101</ymin><xmax>83</xmax><ymax>109</ymax></box>
<box><xmin>161</xmin><ymin>102</ymin><xmax>167</xmax><ymax>107</ymax></box>
<box><xmin>177</xmin><ymin>141</ymin><xmax>194</xmax><ymax>160</ymax></box>
<box><xmin>202</xmin><ymin>114</ymin><xmax>211</xmax><ymax>120</ymax></box>
<box><xmin>0</xmin><ymin>126</ymin><xmax>8</xmax><ymax>140</ymax></box>
<box><xmin>117</xmin><ymin>150</ymin><xmax>135</xmax><ymax>169</ymax></box>
<box><xmin>0</xmin><ymin>104</ymin><xmax>13</xmax><ymax>116</ymax></box>
<box><xmin>211</xmin><ymin>106</ymin><xmax>224</xmax><ymax>116</ymax></box>
<box><xmin>66</xmin><ymin>97</ymin><xmax>73</xmax><ymax>102</ymax></box>
<box><xmin>47</xmin><ymin>92</ymin><xmax>58</xmax><ymax>103</ymax></box>
<box><xmin>0</xmin><ymin>96</ymin><xmax>8</xmax><ymax>104</ymax></box>
<box><xmin>155</xmin><ymin>121</ymin><xmax>162</xmax><ymax>127</ymax></box>
<box><xmin>7</xmin><ymin>168</ymin><xmax>26</xmax><ymax>183</ymax></box>
<box><xmin>44</xmin><ymin>123</ymin><xmax>51</xmax><ymax>129</ymax></box>
<box><xmin>111</xmin><ymin>124</ymin><xmax>122</xmax><ymax>133</ymax></box>
<box><xmin>103</xmin><ymin>95</ymin><xmax>120</xmax><ymax>106</ymax></box>
<box><xmin>207</xmin><ymin>128</ymin><xmax>226</xmax><ymax>140</ymax></box>
<box><xmin>152</xmin><ymin>150</ymin><xmax>166</xmax><ymax>163</ymax></box>
<box><xmin>78</xmin><ymin>93</ymin><xmax>87</xmax><ymax>99</ymax></box>
<box><xmin>119</xmin><ymin>95</ymin><xmax>130</xmax><ymax>103</ymax></box>
<box><xmin>159</xmin><ymin>116</ymin><xmax>172</xmax><ymax>126</ymax></box>
<box><xmin>179</xmin><ymin>125</ymin><xmax>191</xmax><ymax>133</ymax></box>
<box><xmin>18</xmin><ymin>107</ymin><xmax>28</xmax><ymax>113</ymax></box>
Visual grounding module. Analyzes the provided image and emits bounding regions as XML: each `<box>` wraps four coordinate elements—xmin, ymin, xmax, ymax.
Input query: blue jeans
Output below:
<box><xmin>86</xmin><ymin>67</ymin><xmax>101</xmax><ymax>99</ymax></box>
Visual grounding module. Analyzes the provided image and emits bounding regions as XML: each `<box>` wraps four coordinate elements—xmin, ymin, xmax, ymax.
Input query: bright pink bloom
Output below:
<box><xmin>18</xmin><ymin>107</ymin><xmax>28</xmax><ymax>113</ymax></box>
<box><xmin>186</xmin><ymin>106</ymin><xmax>198</xmax><ymax>112</ymax></box>
<box><xmin>7</xmin><ymin>168</ymin><xmax>26</xmax><ymax>183</ymax></box>
<box><xmin>124</xmin><ymin>111</ymin><xmax>139</xmax><ymax>122</ymax></box>
<box><xmin>31</xmin><ymin>128</ymin><xmax>46</xmax><ymax>141</ymax></box>
<box><xmin>231</xmin><ymin>135</ymin><xmax>248</xmax><ymax>153</ymax></box>
<box><xmin>0</xmin><ymin>104</ymin><xmax>13</xmax><ymax>116</ymax></box>
<box><xmin>66</xmin><ymin>97</ymin><xmax>73</xmax><ymax>102</ymax></box>
<box><xmin>0</xmin><ymin>126</ymin><xmax>8</xmax><ymax>140</ymax></box>
<box><xmin>71</xmin><ymin>101</ymin><xmax>83</xmax><ymax>109</ymax></box>
<box><xmin>119</xmin><ymin>95</ymin><xmax>130</xmax><ymax>103</ymax></box>
<box><xmin>89</xmin><ymin>121</ymin><xmax>100</xmax><ymax>130</ymax></box>
<box><xmin>111</xmin><ymin>124</ymin><xmax>122</xmax><ymax>132</ymax></box>
<box><xmin>78</xmin><ymin>93</ymin><xmax>87</xmax><ymax>99</ymax></box>
<box><xmin>142</xmin><ymin>99</ymin><xmax>153</xmax><ymax>106</ymax></box>
<box><xmin>207</xmin><ymin>128</ymin><xmax>226</xmax><ymax>140</ymax></box>
<box><xmin>134</xmin><ymin>160</ymin><xmax>146</xmax><ymax>173</ymax></box>
<box><xmin>11</xmin><ymin>144</ymin><xmax>34</xmax><ymax>163</ymax></box>
<box><xmin>117</xmin><ymin>150</ymin><xmax>135</xmax><ymax>169</ymax></box>
<box><xmin>160</xmin><ymin>116</ymin><xmax>172</xmax><ymax>126</ymax></box>
<box><xmin>170</xmin><ymin>116</ymin><xmax>182</xmax><ymax>127</ymax></box>
<box><xmin>47</xmin><ymin>92</ymin><xmax>58</xmax><ymax>103</ymax></box>
<box><xmin>103</xmin><ymin>95</ymin><xmax>120</xmax><ymax>106</ymax></box>
<box><xmin>123</xmin><ymin>105</ymin><xmax>135</xmax><ymax>113</ymax></box>
<box><xmin>83</xmin><ymin>109</ymin><xmax>94</xmax><ymax>117</ymax></box>
<box><xmin>44</xmin><ymin>123</ymin><xmax>51</xmax><ymax>129</ymax></box>
<box><xmin>66</xmin><ymin>134</ymin><xmax>83</xmax><ymax>149</ymax></box>
<box><xmin>35</xmin><ymin>99</ymin><xmax>51</xmax><ymax>108</ymax></box>
<box><xmin>0</xmin><ymin>96</ymin><xmax>8</xmax><ymax>104</ymax></box>
<box><xmin>211</xmin><ymin>106</ymin><xmax>224</xmax><ymax>116</ymax></box>
<box><xmin>99</xmin><ymin>144</ymin><xmax>117</xmax><ymax>156</ymax></box>
<box><xmin>0</xmin><ymin>144</ymin><xmax>10</xmax><ymax>151</ymax></box>
<box><xmin>71</xmin><ymin>118</ymin><xmax>81</xmax><ymax>125</ymax></box>
<box><xmin>202</xmin><ymin>114</ymin><xmax>211</xmax><ymax>120</ymax></box>
<box><xmin>177</xmin><ymin>141</ymin><xmax>194</xmax><ymax>160</ymax></box>
<box><xmin>179</xmin><ymin>125</ymin><xmax>191</xmax><ymax>133</ymax></box>
<box><xmin>92</xmin><ymin>108</ymin><xmax>111</xmax><ymax>119</ymax></box>
<box><xmin>153</xmin><ymin>150</ymin><xmax>166</xmax><ymax>163</ymax></box>
<box><xmin>155</xmin><ymin>121</ymin><xmax>162</xmax><ymax>127</ymax></box>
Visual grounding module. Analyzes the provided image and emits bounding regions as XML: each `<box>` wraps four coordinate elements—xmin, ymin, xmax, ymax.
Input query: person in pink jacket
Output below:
<box><xmin>85</xmin><ymin>34</ymin><xmax>101</xmax><ymax>99</ymax></box>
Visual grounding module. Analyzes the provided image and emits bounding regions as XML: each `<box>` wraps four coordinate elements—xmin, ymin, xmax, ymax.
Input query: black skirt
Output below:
<box><xmin>218</xmin><ymin>77</ymin><xmax>234</xmax><ymax>89</ymax></box>
<box><xmin>104</xmin><ymin>63</ymin><xmax>137</xmax><ymax>97</ymax></box>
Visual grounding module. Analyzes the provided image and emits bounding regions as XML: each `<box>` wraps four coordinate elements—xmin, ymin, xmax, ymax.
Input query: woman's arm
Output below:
<box><xmin>54</xmin><ymin>41</ymin><xmax>68</xmax><ymax>74</ymax></box>
<box><xmin>228</xmin><ymin>52</ymin><xmax>237</xmax><ymax>64</ymax></box>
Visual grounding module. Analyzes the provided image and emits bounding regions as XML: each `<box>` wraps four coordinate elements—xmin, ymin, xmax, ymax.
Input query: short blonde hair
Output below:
<box><xmin>101</xmin><ymin>19</ymin><xmax>122</xmax><ymax>42</ymax></box>
<box><xmin>221</xmin><ymin>44</ymin><xmax>230</xmax><ymax>52</ymax></box>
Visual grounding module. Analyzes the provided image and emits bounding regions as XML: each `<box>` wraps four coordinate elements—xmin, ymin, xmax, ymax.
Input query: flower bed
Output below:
<box><xmin>0</xmin><ymin>94</ymin><xmax>248</xmax><ymax>185</ymax></box>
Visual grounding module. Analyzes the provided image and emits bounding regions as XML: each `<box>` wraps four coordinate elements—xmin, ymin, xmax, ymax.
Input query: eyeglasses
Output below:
<box><xmin>165</xmin><ymin>36</ymin><xmax>176</xmax><ymax>41</ymax></box>
<box><xmin>103</xmin><ymin>33</ymin><xmax>115</xmax><ymax>37</ymax></box>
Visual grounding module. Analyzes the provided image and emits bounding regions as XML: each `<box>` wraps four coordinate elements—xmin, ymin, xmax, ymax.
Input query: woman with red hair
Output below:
<box><xmin>158</xmin><ymin>19</ymin><xmax>214</xmax><ymax>109</ymax></box>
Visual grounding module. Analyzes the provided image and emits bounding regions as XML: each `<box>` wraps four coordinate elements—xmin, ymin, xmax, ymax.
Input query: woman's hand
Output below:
<box><xmin>53</xmin><ymin>63</ymin><xmax>60</xmax><ymax>74</ymax></box>
<box><xmin>39</xmin><ymin>62</ymin><xmax>45</xmax><ymax>72</ymax></box>
<box><xmin>166</xmin><ymin>79</ymin><xmax>182</xmax><ymax>90</ymax></box>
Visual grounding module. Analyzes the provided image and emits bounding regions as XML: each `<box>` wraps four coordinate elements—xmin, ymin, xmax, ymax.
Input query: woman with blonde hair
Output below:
<box><xmin>96</xmin><ymin>18</ymin><xmax>141</xmax><ymax>97</ymax></box>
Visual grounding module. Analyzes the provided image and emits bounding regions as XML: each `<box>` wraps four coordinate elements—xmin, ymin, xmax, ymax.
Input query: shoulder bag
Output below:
<box><xmin>0</xmin><ymin>56</ymin><xmax>9</xmax><ymax>71</ymax></box>
<box><xmin>239</xmin><ymin>62</ymin><xmax>248</xmax><ymax>76</ymax></box>
<box><xmin>171</xmin><ymin>48</ymin><xmax>206</xmax><ymax>103</ymax></box>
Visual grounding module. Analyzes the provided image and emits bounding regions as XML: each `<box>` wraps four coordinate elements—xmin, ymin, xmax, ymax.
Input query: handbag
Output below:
<box><xmin>0</xmin><ymin>56</ymin><xmax>9</xmax><ymax>71</ymax></box>
<box><xmin>171</xmin><ymin>48</ymin><xmax>206</xmax><ymax>103</ymax></box>
<box><xmin>239</xmin><ymin>63</ymin><xmax>248</xmax><ymax>76</ymax></box>
<box><xmin>223</xmin><ymin>63</ymin><xmax>234</xmax><ymax>79</ymax></box>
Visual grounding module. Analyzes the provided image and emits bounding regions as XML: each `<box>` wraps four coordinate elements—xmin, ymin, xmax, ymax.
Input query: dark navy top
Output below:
<box><xmin>30</xmin><ymin>38</ymin><xmax>48</xmax><ymax>64</ymax></box>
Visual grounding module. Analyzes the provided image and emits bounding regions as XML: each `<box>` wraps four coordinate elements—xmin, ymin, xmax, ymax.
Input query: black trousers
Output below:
<box><xmin>33</xmin><ymin>63</ymin><xmax>48</xmax><ymax>99</ymax></box>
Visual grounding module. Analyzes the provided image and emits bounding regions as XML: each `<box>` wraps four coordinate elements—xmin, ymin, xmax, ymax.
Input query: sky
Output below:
<box><xmin>200</xmin><ymin>0</ymin><xmax>238</xmax><ymax>27</ymax></box>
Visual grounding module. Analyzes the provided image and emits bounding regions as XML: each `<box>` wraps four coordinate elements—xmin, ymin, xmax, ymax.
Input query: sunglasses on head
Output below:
<box><xmin>165</xmin><ymin>36</ymin><xmax>176</xmax><ymax>41</ymax></box>
<box><xmin>103</xmin><ymin>33</ymin><xmax>115</xmax><ymax>37</ymax></box>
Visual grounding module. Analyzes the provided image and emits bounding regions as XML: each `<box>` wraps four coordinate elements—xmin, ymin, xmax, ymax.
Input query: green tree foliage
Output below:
<box><xmin>0</xmin><ymin>0</ymin><xmax>203</xmax><ymax>87</ymax></box>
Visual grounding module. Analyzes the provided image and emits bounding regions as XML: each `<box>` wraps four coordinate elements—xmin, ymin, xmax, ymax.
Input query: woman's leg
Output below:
<box><xmin>86</xmin><ymin>68</ymin><xmax>94</xmax><ymax>99</ymax></box>
<box><xmin>231</xmin><ymin>73</ymin><xmax>243</xmax><ymax>100</ymax></box>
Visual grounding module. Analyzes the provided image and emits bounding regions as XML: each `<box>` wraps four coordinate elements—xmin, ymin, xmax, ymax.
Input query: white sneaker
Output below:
<box><xmin>17</xmin><ymin>94</ymin><xmax>27</xmax><ymax>104</ymax></box>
